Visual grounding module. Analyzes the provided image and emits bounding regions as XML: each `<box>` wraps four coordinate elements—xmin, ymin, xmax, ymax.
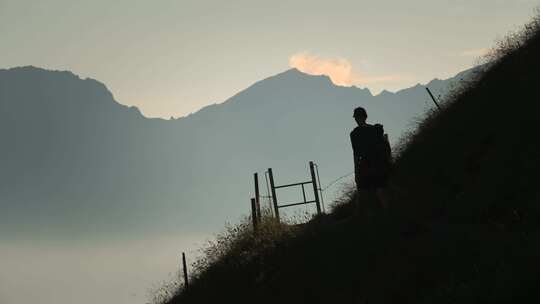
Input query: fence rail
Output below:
<box><xmin>253</xmin><ymin>161</ymin><xmax>323</xmax><ymax>223</ymax></box>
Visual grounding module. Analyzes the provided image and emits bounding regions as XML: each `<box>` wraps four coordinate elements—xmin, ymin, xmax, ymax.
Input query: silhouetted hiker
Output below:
<box><xmin>350</xmin><ymin>107</ymin><xmax>392</xmax><ymax>211</ymax></box>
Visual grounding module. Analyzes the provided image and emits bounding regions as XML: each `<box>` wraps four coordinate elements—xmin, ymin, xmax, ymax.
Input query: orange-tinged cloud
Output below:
<box><xmin>289</xmin><ymin>52</ymin><xmax>403</xmax><ymax>87</ymax></box>
<box><xmin>289</xmin><ymin>52</ymin><xmax>356</xmax><ymax>86</ymax></box>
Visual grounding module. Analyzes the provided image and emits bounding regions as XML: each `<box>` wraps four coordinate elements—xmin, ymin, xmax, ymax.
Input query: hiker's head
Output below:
<box><xmin>353</xmin><ymin>107</ymin><xmax>367</xmax><ymax>124</ymax></box>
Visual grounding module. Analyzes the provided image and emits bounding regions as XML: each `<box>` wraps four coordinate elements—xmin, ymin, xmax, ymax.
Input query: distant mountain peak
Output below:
<box><xmin>257</xmin><ymin>68</ymin><xmax>334</xmax><ymax>86</ymax></box>
<box><xmin>2</xmin><ymin>65</ymin><xmax>80</xmax><ymax>80</ymax></box>
<box><xmin>0</xmin><ymin>65</ymin><xmax>145</xmax><ymax>119</ymax></box>
<box><xmin>282</xmin><ymin>68</ymin><xmax>333</xmax><ymax>82</ymax></box>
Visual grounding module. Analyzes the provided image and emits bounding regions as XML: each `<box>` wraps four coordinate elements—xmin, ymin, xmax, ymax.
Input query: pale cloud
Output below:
<box><xmin>289</xmin><ymin>52</ymin><xmax>404</xmax><ymax>87</ymax></box>
<box><xmin>289</xmin><ymin>52</ymin><xmax>356</xmax><ymax>86</ymax></box>
<box><xmin>459</xmin><ymin>48</ymin><xmax>490</xmax><ymax>57</ymax></box>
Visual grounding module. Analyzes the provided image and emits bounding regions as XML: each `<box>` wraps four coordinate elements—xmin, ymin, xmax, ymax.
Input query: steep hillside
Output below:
<box><xmin>164</xmin><ymin>15</ymin><xmax>540</xmax><ymax>304</ymax></box>
<box><xmin>0</xmin><ymin>65</ymin><xmax>469</xmax><ymax>240</ymax></box>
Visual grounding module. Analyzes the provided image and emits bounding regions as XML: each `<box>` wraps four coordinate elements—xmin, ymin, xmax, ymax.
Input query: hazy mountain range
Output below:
<box><xmin>0</xmin><ymin>66</ymin><xmax>477</xmax><ymax>240</ymax></box>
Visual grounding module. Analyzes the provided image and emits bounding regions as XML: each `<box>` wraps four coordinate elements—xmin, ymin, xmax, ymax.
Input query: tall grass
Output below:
<box><xmin>192</xmin><ymin>209</ymin><xmax>298</xmax><ymax>276</ymax></box>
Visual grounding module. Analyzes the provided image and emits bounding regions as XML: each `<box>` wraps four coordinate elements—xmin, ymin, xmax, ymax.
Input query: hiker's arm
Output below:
<box><xmin>351</xmin><ymin>133</ymin><xmax>361</xmax><ymax>188</ymax></box>
<box><xmin>354</xmin><ymin>156</ymin><xmax>361</xmax><ymax>187</ymax></box>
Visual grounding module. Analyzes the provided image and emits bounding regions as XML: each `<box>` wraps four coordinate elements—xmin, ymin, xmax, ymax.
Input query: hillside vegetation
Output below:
<box><xmin>162</xmin><ymin>14</ymin><xmax>540</xmax><ymax>304</ymax></box>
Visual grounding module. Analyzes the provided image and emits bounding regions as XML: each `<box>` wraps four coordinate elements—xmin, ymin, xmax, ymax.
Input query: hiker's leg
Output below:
<box><xmin>355</xmin><ymin>187</ymin><xmax>372</xmax><ymax>217</ymax></box>
<box><xmin>354</xmin><ymin>187</ymin><xmax>363</xmax><ymax>216</ymax></box>
<box><xmin>375</xmin><ymin>188</ymin><xmax>388</xmax><ymax>210</ymax></box>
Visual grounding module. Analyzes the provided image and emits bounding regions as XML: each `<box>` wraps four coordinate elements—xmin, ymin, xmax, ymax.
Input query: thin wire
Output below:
<box><xmin>259</xmin><ymin>166</ymin><xmax>354</xmax><ymax>216</ymax></box>
<box><xmin>321</xmin><ymin>171</ymin><xmax>354</xmax><ymax>192</ymax></box>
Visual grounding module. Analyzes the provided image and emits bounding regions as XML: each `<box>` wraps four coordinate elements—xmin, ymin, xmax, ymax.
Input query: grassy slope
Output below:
<box><xmin>165</xmin><ymin>15</ymin><xmax>540</xmax><ymax>304</ymax></box>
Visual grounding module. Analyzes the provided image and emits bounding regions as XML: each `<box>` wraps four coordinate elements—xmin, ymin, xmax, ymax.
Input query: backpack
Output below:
<box><xmin>373</xmin><ymin>124</ymin><xmax>392</xmax><ymax>165</ymax></box>
<box><xmin>364</xmin><ymin>124</ymin><xmax>390</xmax><ymax>163</ymax></box>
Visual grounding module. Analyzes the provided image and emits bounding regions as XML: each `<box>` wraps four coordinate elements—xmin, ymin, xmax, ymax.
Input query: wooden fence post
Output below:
<box><xmin>426</xmin><ymin>87</ymin><xmax>442</xmax><ymax>110</ymax></box>
<box><xmin>309</xmin><ymin>161</ymin><xmax>322</xmax><ymax>215</ymax></box>
<box><xmin>267</xmin><ymin>168</ymin><xmax>280</xmax><ymax>222</ymax></box>
<box><xmin>254</xmin><ymin>173</ymin><xmax>261</xmax><ymax>219</ymax></box>
<box><xmin>251</xmin><ymin>198</ymin><xmax>259</xmax><ymax>232</ymax></box>
<box><xmin>182</xmin><ymin>252</ymin><xmax>189</xmax><ymax>290</ymax></box>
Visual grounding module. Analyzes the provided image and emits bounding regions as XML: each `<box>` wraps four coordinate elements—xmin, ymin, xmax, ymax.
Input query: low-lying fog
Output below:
<box><xmin>0</xmin><ymin>235</ymin><xmax>206</xmax><ymax>304</ymax></box>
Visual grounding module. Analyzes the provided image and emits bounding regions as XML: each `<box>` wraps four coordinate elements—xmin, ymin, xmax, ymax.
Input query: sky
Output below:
<box><xmin>1</xmin><ymin>2</ymin><xmax>539</xmax><ymax>304</ymax></box>
<box><xmin>1</xmin><ymin>0</ymin><xmax>538</xmax><ymax>118</ymax></box>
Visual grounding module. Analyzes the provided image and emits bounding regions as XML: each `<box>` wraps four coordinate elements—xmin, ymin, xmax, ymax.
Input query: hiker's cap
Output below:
<box><xmin>353</xmin><ymin>107</ymin><xmax>367</xmax><ymax>118</ymax></box>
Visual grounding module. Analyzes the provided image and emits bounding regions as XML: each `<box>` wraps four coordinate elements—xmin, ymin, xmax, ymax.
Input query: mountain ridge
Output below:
<box><xmin>0</xmin><ymin>64</ymin><xmax>475</xmax><ymax>240</ymax></box>
<box><xmin>2</xmin><ymin>65</ymin><xmax>476</xmax><ymax>121</ymax></box>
